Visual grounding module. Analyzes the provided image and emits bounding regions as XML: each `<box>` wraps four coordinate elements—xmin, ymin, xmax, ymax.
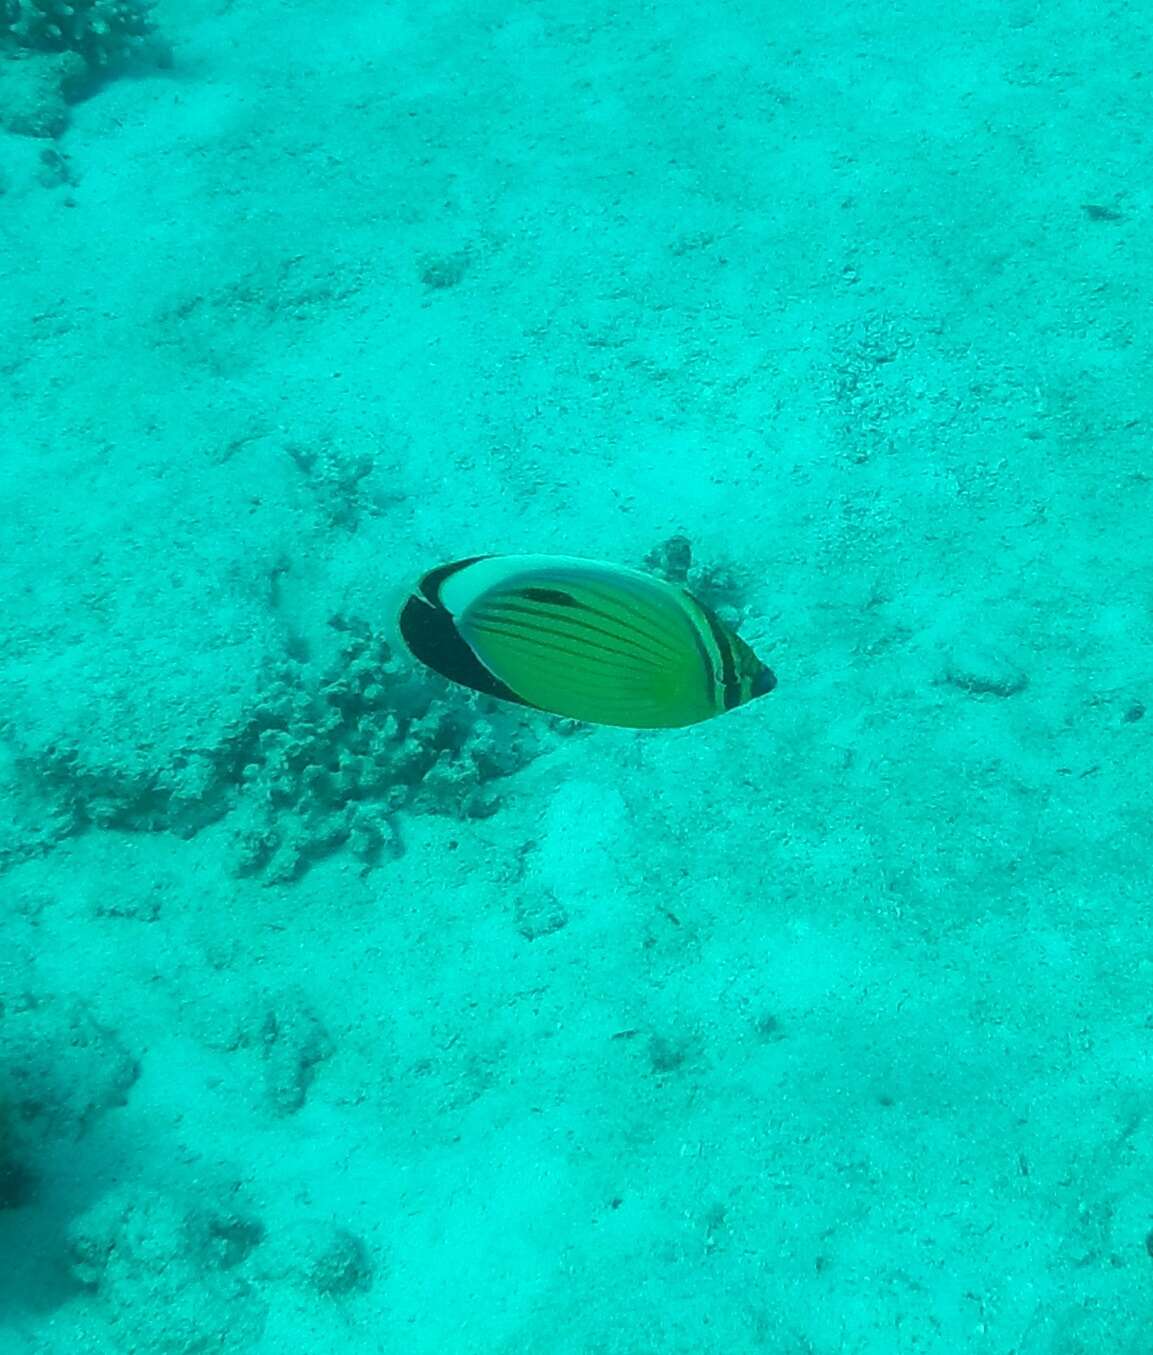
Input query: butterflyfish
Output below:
<box><xmin>398</xmin><ymin>554</ymin><xmax>776</xmax><ymax>729</ymax></box>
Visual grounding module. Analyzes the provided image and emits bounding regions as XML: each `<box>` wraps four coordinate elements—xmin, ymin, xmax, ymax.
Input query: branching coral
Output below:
<box><xmin>4</xmin><ymin>623</ymin><xmax>540</xmax><ymax>883</ymax></box>
<box><xmin>2</xmin><ymin>0</ymin><xmax>157</xmax><ymax>71</ymax></box>
<box><xmin>0</xmin><ymin>0</ymin><xmax>167</xmax><ymax>137</ymax></box>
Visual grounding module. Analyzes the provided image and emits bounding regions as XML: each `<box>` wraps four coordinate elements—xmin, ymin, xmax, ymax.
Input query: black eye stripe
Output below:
<box><xmin>698</xmin><ymin>606</ymin><xmax>740</xmax><ymax>708</ymax></box>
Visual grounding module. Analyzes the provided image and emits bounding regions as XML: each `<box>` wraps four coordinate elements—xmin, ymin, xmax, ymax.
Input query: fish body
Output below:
<box><xmin>398</xmin><ymin>554</ymin><xmax>775</xmax><ymax>729</ymax></box>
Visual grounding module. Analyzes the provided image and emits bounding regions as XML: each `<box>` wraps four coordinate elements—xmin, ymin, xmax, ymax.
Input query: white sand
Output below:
<box><xmin>1</xmin><ymin>0</ymin><xmax>1151</xmax><ymax>1351</ymax></box>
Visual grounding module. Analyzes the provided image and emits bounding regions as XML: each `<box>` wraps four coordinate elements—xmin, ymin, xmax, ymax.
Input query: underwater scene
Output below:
<box><xmin>1</xmin><ymin>0</ymin><xmax>1151</xmax><ymax>1351</ymax></box>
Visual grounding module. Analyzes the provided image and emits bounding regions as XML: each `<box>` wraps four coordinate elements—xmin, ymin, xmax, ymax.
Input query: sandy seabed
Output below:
<box><xmin>1</xmin><ymin>1</ymin><xmax>1151</xmax><ymax>1351</ymax></box>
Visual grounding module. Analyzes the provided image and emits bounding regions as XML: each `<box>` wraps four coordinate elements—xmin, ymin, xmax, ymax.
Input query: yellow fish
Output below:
<box><xmin>398</xmin><ymin>554</ymin><xmax>775</xmax><ymax>729</ymax></box>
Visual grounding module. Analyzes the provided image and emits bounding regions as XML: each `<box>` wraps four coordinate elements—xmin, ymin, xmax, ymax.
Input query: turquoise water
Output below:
<box><xmin>2</xmin><ymin>1</ymin><xmax>1151</xmax><ymax>1351</ymax></box>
